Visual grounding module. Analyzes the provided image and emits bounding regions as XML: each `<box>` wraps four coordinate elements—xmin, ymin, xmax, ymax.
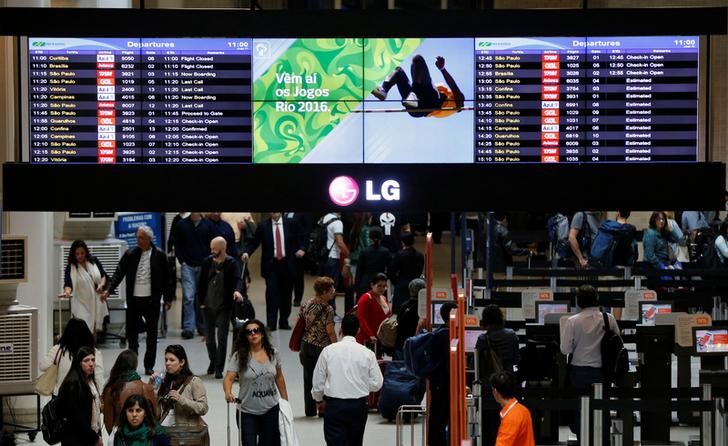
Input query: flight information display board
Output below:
<box><xmin>474</xmin><ymin>37</ymin><xmax>699</xmax><ymax>163</ymax></box>
<box><xmin>27</xmin><ymin>38</ymin><xmax>252</xmax><ymax>164</ymax></box>
<box><xmin>25</xmin><ymin>36</ymin><xmax>698</xmax><ymax>164</ymax></box>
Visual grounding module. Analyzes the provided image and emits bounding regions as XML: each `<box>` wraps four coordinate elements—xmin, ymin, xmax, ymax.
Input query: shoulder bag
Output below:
<box><xmin>35</xmin><ymin>348</ymin><xmax>62</xmax><ymax>396</ymax></box>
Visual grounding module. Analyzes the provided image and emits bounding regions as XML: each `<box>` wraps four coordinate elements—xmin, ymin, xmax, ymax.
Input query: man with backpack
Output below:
<box><xmin>319</xmin><ymin>212</ymin><xmax>349</xmax><ymax>307</ymax></box>
<box><xmin>560</xmin><ymin>285</ymin><xmax>620</xmax><ymax>442</ymax></box>
<box><xmin>589</xmin><ymin>211</ymin><xmax>638</xmax><ymax>269</ymax></box>
<box><xmin>569</xmin><ymin>211</ymin><xmax>603</xmax><ymax>267</ymax></box>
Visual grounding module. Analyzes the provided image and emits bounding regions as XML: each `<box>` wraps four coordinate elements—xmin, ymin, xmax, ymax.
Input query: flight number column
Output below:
<box><xmin>112</xmin><ymin>48</ymin><xmax>142</xmax><ymax>163</ymax></box>
<box><xmin>558</xmin><ymin>49</ymin><xmax>586</xmax><ymax>162</ymax></box>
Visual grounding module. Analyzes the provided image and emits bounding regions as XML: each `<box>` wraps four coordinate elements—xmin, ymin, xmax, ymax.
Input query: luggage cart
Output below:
<box><xmin>396</xmin><ymin>404</ymin><xmax>427</xmax><ymax>446</ymax></box>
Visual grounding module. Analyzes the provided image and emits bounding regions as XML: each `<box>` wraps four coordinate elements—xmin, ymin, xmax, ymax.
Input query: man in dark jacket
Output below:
<box><xmin>429</xmin><ymin>301</ymin><xmax>457</xmax><ymax>446</ymax></box>
<box><xmin>106</xmin><ymin>225</ymin><xmax>173</xmax><ymax>374</ymax></box>
<box><xmin>242</xmin><ymin>212</ymin><xmax>306</xmax><ymax>331</ymax></box>
<box><xmin>493</xmin><ymin>213</ymin><xmax>531</xmax><ymax>273</ymax></box>
<box><xmin>197</xmin><ymin>236</ymin><xmax>244</xmax><ymax>378</ymax></box>
<box><xmin>394</xmin><ymin>278</ymin><xmax>425</xmax><ymax>354</ymax></box>
<box><xmin>354</xmin><ymin>228</ymin><xmax>391</xmax><ymax>297</ymax></box>
<box><xmin>390</xmin><ymin>232</ymin><xmax>424</xmax><ymax>312</ymax></box>
<box><xmin>173</xmin><ymin>212</ymin><xmax>214</xmax><ymax>339</ymax></box>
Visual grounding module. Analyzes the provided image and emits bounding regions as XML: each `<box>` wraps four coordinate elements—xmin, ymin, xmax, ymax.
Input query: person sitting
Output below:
<box><xmin>113</xmin><ymin>394</ymin><xmax>170</xmax><ymax>446</ymax></box>
<box><xmin>102</xmin><ymin>350</ymin><xmax>157</xmax><ymax>434</ymax></box>
<box><xmin>643</xmin><ymin>211</ymin><xmax>683</xmax><ymax>270</ymax></box>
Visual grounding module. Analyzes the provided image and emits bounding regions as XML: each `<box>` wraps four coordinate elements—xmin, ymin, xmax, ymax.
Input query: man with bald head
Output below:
<box><xmin>197</xmin><ymin>236</ymin><xmax>244</xmax><ymax>378</ymax></box>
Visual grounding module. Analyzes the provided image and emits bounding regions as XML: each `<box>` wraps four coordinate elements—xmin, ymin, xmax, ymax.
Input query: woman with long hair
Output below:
<box><xmin>57</xmin><ymin>346</ymin><xmax>103</xmax><ymax>446</ymax></box>
<box><xmin>102</xmin><ymin>350</ymin><xmax>157</xmax><ymax>434</ymax></box>
<box><xmin>154</xmin><ymin>344</ymin><xmax>208</xmax><ymax>428</ymax></box>
<box><xmin>298</xmin><ymin>277</ymin><xmax>337</xmax><ymax>417</ymax></box>
<box><xmin>224</xmin><ymin>319</ymin><xmax>288</xmax><ymax>446</ymax></box>
<box><xmin>62</xmin><ymin>240</ymin><xmax>109</xmax><ymax>335</ymax></box>
<box><xmin>643</xmin><ymin>211</ymin><xmax>683</xmax><ymax>269</ymax></box>
<box><xmin>39</xmin><ymin>318</ymin><xmax>104</xmax><ymax>396</ymax></box>
<box><xmin>113</xmin><ymin>394</ymin><xmax>170</xmax><ymax>446</ymax></box>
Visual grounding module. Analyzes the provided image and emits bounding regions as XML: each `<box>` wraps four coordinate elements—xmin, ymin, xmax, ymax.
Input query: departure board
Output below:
<box><xmin>474</xmin><ymin>36</ymin><xmax>699</xmax><ymax>163</ymax></box>
<box><xmin>28</xmin><ymin>38</ymin><xmax>252</xmax><ymax>164</ymax></box>
<box><xmin>25</xmin><ymin>36</ymin><xmax>699</xmax><ymax>165</ymax></box>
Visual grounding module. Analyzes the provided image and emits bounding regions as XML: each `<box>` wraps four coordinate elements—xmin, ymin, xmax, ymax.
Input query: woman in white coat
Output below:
<box><xmin>62</xmin><ymin>240</ymin><xmax>109</xmax><ymax>335</ymax></box>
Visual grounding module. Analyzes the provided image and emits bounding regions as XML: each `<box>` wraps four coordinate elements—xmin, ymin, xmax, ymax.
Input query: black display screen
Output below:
<box><xmin>26</xmin><ymin>36</ymin><xmax>698</xmax><ymax>165</ymax></box>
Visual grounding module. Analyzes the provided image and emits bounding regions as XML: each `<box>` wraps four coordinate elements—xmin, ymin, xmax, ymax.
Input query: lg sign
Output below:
<box><xmin>329</xmin><ymin>176</ymin><xmax>400</xmax><ymax>206</ymax></box>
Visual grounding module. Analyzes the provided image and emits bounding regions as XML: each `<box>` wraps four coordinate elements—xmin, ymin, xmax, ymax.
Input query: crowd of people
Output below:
<box><xmin>57</xmin><ymin>209</ymin><xmax>721</xmax><ymax>445</ymax></box>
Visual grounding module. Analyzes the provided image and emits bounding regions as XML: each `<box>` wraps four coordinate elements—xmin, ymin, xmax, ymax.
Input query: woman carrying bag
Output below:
<box><xmin>224</xmin><ymin>319</ymin><xmax>289</xmax><ymax>446</ymax></box>
<box><xmin>296</xmin><ymin>277</ymin><xmax>337</xmax><ymax>417</ymax></box>
<box><xmin>154</xmin><ymin>345</ymin><xmax>209</xmax><ymax>445</ymax></box>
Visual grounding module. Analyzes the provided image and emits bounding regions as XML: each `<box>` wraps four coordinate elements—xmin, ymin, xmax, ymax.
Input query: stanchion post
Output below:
<box><xmin>593</xmin><ymin>383</ymin><xmax>603</xmax><ymax>446</ymax></box>
<box><xmin>580</xmin><ymin>395</ymin><xmax>591</xmax><ymax>446</ymax></box>
<box><xmin>702</xmin><ymin>383</ymin><xmax>713</xmax><ymax>446</ymax></box>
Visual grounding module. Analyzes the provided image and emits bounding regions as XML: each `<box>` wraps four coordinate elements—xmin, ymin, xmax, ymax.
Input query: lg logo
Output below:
<box><xmin>328</xmin><ymin>176</ymin><xmax>401</xmax><ymax>207</ymax></box>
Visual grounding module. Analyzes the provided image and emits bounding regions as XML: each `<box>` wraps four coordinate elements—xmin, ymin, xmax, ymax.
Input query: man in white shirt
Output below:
<box><xmin>320</xmin><ymin>212</ymin><xmax>349</xmax><ymax>313</ymax></box>
<box><xmin>560</xmin><ymin>284</ymin><xmax>619</xmax><ymax>441</ymax></box>
<box><xmin>312</xmin><ymin>314</ymin><xmax>383</xmax><ymax>446</ymax></box>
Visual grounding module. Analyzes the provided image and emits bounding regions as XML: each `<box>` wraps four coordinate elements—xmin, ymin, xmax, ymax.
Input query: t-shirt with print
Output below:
<box><xmin>227</xmin><ymin>349</ymin><xmax>281</xmax><ymax>415</ymax></box>
<box><xmin>301</xmin><ymin>299</ymin><xmax>335</xmax><ymax>348</ymax></box>
<box><xmin>323</xmin><ymin>213</ymin><xmax>344</xmax><ymax>259</ymax></box>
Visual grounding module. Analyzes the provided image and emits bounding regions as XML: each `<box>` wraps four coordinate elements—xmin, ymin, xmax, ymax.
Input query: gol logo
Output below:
<box><xmin>328</xmin><ymin>176</ymin><xmax>359</xmax><ymax>206</ymax></box>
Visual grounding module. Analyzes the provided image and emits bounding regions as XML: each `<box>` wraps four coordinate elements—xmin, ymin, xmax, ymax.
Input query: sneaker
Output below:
<box><xmin>181</xmin><ymin>330</ymin><xmax>193</xmax><ymax>340</ymax></box>
<box><xmin>403</xmin><ymin>92</ymin><xmax>418</xmax><ymax>108</ymax></box>
<box><xmin>371</xmin><ymin>85</ymin><xmax>387</xmax><ymax>100</ymax></box>
<box><xmin>215</xmin><ymin>371</ymin><xmax>223</xmax><ymax>379</ymax></box>
<box><xmin>207</xmin><ymin>363</ymin><xmax>215</xmax><ymax>375</ymax></box>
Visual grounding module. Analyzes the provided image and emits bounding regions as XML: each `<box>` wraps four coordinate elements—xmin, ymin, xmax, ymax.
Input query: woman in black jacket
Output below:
<box><xmin>57</xmin><ymin>345</ymin><xmax>103</xmax><ymax>446</ymax></box>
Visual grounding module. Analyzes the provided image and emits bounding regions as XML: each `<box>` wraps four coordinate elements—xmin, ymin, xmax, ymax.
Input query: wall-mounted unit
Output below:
<box><xmin>0</xmin><ymin>305</ymin><xmax>38</xmax><ymax>395</ymax></box>
<box><xmin>0</xmin><ymin>236</ymin><xmax>28</xmax><ymax>310</ymax></box>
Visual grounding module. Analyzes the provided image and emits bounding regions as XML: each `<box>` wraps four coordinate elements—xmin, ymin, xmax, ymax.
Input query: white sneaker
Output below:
<box><xmin>403</xmin><ymin>92</ymin><xmax>418</xmax><ymax>108</ymax></box>
<box><xmin>371</xmin><ymin>86</ymin><xmax>387</xmax><ymax>100</ymax></box>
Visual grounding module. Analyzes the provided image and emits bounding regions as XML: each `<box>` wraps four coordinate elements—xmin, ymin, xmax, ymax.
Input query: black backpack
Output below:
<box><xmin>305</xmin><ymin>215</ymin><xmax>339</xmax><ymax>266</ymax></box>
<box><xmin>477</xmin><ymin>335</ymin><xmax>504</xmax><ymax>381</ymax></box>
<box><xmin>600</xmin><ymin>312</ymin><xmax>629</xmax><ymax>385</ymax></box>
<box><xmin>41</xmin><ymin>396</ymin><xmax>66</xmax><ymax>444</ymax></box>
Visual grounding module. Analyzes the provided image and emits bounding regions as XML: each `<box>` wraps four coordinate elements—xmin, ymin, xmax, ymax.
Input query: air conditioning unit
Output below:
<box><xmin>0</xmin><ymin>306</ymin><xmax>38</xmax><ymax>395</ymax></box>
<box><xmin>61</xmin><ymin>212</ymin><xmax>116</xmax><ymax>241</ymax></box>
<box><xmin>55</xmin><ymin>240</ymin><xmax>127</xmax><ymax>334</ymax></box>
<box><xmin>0</xmin><ymin>236</ymin><xmax>27</xmax><ymax>311</ymax></box>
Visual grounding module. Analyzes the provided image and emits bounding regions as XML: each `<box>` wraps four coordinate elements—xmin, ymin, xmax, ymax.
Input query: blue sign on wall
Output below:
<box><xmin>114</xmin><ymin>213</ymin><xmax>163</xmax><ymax>249</ymax></box>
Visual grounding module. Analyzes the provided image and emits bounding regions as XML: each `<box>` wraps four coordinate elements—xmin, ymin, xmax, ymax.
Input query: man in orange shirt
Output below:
<box><xmin>490</xmin><ymin>371</ymin><xmax>536</xmax><ymax>446</ymax></box>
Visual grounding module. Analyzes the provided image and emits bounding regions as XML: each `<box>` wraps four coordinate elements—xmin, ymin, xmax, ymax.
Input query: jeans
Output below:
<box><xmin>239</xmin><ymin>405</ymin><xmax>280</xmax><ymax>446</ymax></box>
<box><xmin>323</xmin><ymin>257</ymin><xmax>340</xmax><ymax>312</ymax></box>
<box><xmin>180</xmin><ymin>263</ymin><xmax>201</xmax><ymax>332</ymax></box>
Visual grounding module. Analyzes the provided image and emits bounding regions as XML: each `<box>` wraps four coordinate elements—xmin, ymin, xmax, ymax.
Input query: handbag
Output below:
<box><xmin>289</xmin><ymin>312</ymin><xmax>306</xmax><ymax>352</ymax></box>
<box><xmin>35</xmin><ymin>348</ymin><xmax>62</xmax><ymax>396</ymax></box>
<box><xmin>165</xmin><ymin>423</ymin><xmax>210</xmax><ymax>446</ymax></box>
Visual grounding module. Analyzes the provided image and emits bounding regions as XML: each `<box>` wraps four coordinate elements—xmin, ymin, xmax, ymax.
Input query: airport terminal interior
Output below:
<box><xmin>2</xmin><ymin>1</ymin><xmax>728</xmax><ymax>446</ymax></box>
